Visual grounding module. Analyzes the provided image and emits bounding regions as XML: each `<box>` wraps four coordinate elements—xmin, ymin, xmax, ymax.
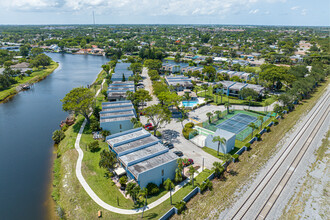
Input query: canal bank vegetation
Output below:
<box><xmin>175</xmin><ymin>77</ymin><xmax>329</xmax><ymax>219</ymax></box>
<box><xmin>0</xmin><ymin>60</ymin><xmax>59</xmax><ymax>102</ymax></box>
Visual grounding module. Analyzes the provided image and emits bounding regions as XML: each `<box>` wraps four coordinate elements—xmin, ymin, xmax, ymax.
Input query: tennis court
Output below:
<box><xmin>216</xmin><ymin>113</ymin><xmax>257</xmax><ymax>134</ymax></box>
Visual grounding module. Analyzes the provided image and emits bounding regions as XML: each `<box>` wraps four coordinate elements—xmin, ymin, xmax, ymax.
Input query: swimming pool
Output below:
<box><xmin>182</xmin><ymin>100</ymin><xmax>199</xmax><ymax>107</ymax></box>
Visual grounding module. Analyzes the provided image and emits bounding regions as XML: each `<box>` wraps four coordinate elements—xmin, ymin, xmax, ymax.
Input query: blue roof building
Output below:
<box><xmin>107</xmin><ymin>81</ymin><xmax>135</xmax><ymax>102</ymax></box>
<box><xmin>106</xmin><ymin>128</ymin><xmax>178</xmax><ymax>188</ymax></box>
<box><xmin>100</xmin><ymin>101</ymin><xmax>136</xmax><ymax>134</ymax></box>
<box><xmin>112</xmin><ymin>62</ymin><xmax>133</xmax><ymax>81</ymax></box>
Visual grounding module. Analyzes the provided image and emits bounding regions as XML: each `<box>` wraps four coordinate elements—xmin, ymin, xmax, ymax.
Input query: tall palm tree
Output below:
<box><xmin>164</xmin><ymin>178</ymin><xmax>175</xmax><ymax>205</ymax></box>
<box><xmin>183</xmin><ymin>92</ymin><xmax>191</xmax><ymax>105</ymax></box>
<box><xmin>214</xmin><ymin>110</ymin><xmax>222</xmax><ymax>120</ymax></box>
<box><xmin>212</xmin><ymin>136</ymin><xmax>227</xmax><ymax>156</ymax></box>
<box><xmin>177</xmin><ymin>158</ymin><xmax>184</xmax><ymax>176</ymax></box>
<box><xmin>125</xmin><ymin>182</ymin><xmax>137</xmax><ymax>202</ymax></box>
<box><xmin>175</xmin><ymin>168</ymin><xmax>183</xmax><ymax>183</ymax></box>
<box><xmin>188</xmin><ymin>166</ymin><xmax>198</xmax><ymax>187</ymax></box>
<box><xmin>139</xmin><ymin>188</ymin><xmax>148</xmax><ymax>218</ymax></box>
<box><xmin>202</xmin><ymin>84</ymin><xmax>209</xmax><ymax>97</ymax></box>
<box><xmin>248</xmin><ymin>122</ymin><xmax>258</xmax><ymax>139</ymax></box>
<box><xmin>212</xmin><ymin>162</ymin><xmax>224</xmax><ymax>178</ymax></box>
<box><xmin>246</xmin><ymin>96</ymin><xmax>253</xmax><ymax>109</ymax></box>
<box><xmin>224</xmin><ymin>102</ymin><xmax>232</xmax><ymax>115</ymax></box>
<box><xmin>206</xmin><ymin>112</ymin><xmax>213</xmax><ymax>123</ymax></box>
<box><xmin>216</xmin><ymin>83</ymin><xmax>224</xmax><ymax>104</ymax></box>
<box><xmin>257</xmin><ymin>116</ymin><xmax>264</xmax><ymax>130</ymax></box>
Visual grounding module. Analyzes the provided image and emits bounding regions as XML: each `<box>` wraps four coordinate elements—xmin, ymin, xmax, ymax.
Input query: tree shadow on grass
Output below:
<box><xmin>73</xmin><ymin>118</ymin><xmax>85</xmax><ymax>133</ymax></box>
<box><xmin>144</xmin><ymin>212</ymin><xmax>158</xmax><ymax>219</ymax></box>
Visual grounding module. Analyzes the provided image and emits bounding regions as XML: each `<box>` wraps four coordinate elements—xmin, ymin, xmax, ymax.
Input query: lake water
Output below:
<box><xmin>0</xmin><ymin>53</ymin><xmax>108</xmax><ymax>220</ymax></box>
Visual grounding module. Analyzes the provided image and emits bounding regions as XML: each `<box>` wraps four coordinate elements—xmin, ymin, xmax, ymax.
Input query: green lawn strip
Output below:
<box><xmin>175</xmin><ymin>78</ymin><xmax>329</xmax><ymax>219</ymax></box>
<box><xmin>196</xmin><ymin>86</ymin><xmax>276</xmax><ymax>106</ymax></box>
<box><xmin>0</xmin><ymin>61</ymin><xmax>59</xmax><ymax>101</ymax></box>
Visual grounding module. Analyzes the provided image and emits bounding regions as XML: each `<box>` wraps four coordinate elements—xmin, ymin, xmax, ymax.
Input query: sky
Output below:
<box><xmin>0</xmin><ymin>0</ymin><xmax>329</xmax><ymax>26</ymax></box>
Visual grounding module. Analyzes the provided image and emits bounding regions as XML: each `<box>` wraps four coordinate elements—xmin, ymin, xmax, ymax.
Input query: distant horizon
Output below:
<box><xmin>0</xmin><ymin>23</ymin><xmax>329</xmax><ymax>28</ymax></box>
<box><xmin>0</xmin><ymin>0</ymin><xmax>329</xmax><ymax>27</ymax></box>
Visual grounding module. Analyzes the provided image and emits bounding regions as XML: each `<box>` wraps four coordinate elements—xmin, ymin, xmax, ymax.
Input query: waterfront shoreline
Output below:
<box><xmin>0</xmin><ymin>61</ymin><xmax>59</xmax><ymax>103</ymax></box>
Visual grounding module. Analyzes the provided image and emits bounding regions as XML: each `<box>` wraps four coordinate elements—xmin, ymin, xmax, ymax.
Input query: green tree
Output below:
<box><xmin>188</xmin><ymin>166</ymin><xmax>198</xmax><ymax>187</ymax></box>
<box><xmin>214</xmin><ymin>110</ymin><xmax>222</xmax><ymax>120</ymax></box>
<box><xmin>175</xmin><ymin>168</ymin><xmax>183</xmax><ymax>183</ymax></box>
<box><xmin>144</xmin><ymin>59</ymin><xmax>162</xmax><ymax>70</ymax></box>
<box><xmin>122</xmin><ymin>73</ymin><xmax>126</xmax><ymax>82</ymax></box>
<box><xmin>31</xmin><ymin>53</ymin><xmax>52</xmax><ymax>68</ymax></box>
<box><xmin>30</xmin><ymin>47</ymin><xmax>43</xmax><ymax>57</ymax></box>
<box><xmin>19</xmin><ymin>45</ymin><xmax>29</xmax><ymax>57</ymax></box>
<box><xmin>144</xmin><ymin>104</ymin><xmax>171</xmax><ymax>136</ymax></box>
<box><xmin>257</xmin><ymin>116</ymin><xmax>264</xmax><ymax>130</ymax></box>
<box><xmin>212</xmin><ymin>136</ymin><xmax>227</xmax><ymax>156</ymax></box>
<box><xmin>248</xmin><ymin>122</ymin><xmax>258</xmax><ymax>139</ymax></box>
<box><xmin>99</xmin><ymin>150</ymin><xmax>117</xmax><ymax>171</ymax></box>
<box><xmin>206</xmin><ymin>112</ymin><xmax>213</xmax><ymax>123</ymax></box>
<box><xmin>61</xmin><ymin>87</ymin><xmax>94</xmax><ymax>123</ymax></box>
<box><xmin>164</xmin><ymin>178</ymin><xmax>175</xmax><ymax>205</ymax></box>
<box><xmin>224</xmin><ymin>102</ymin><xmax>231</xmax><ymax>114</ymax></box>
<box><xmin>52</xmin><ymin>129</ymin><xmax>65</xmax><ymax>144</ymax></box>
<box><xmin>212</xmin><ymin>162</ymin><xmax>224</xmax><ymax>178</ymax></box>
<box><xmin>201</xmin><ymin>84</ymin><xmax>209</xmax><ymax>97</ymax></box>
<box><xmin>119</xmin><ymin>176</ymin><xmax>128</xmax><ymax>187</ymax></box>
<box><xmin>88</xmin><ymin>141</ymin><xmax>100</xmax><ymax>152</ymax></box>
<box><xmin>130</xmin><ymin>62</ymin><xmax>143</xmax><ymax>74</ymax></box>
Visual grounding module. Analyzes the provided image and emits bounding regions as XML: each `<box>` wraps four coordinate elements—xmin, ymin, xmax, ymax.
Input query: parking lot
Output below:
<box><xmin>140</xmin><ymin>116</ymin><xmax>222</xmax><ymax>169</ymax></box>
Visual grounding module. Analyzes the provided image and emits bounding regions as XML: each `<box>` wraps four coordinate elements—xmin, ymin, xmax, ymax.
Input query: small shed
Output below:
<box><xmin>204</xmin><ymin>129</ymin><xmax>236</xmax><ymax>154</ymax></box>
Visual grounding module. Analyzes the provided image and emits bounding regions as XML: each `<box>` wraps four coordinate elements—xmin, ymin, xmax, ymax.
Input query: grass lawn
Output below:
<box><xmin>174</xmin><ymin>78</ymin><xmax>329</xmax><ymax>219</ymax></box>
<box><xmin>0</xmin><ymin>61</ymin><xmax>59</xmax><ymax>102</ymax></box>
<box><xmin>195</xmin><ymin>86</ymin><xmax>276</xmax><ymax>107</ymax></box>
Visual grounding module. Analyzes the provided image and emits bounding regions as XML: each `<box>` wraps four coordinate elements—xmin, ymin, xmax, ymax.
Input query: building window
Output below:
<box><xmin>162</xmin><ymin>169</ymin><xmax>164</xmax><ymax>176</ymax></box>
<box><xmin>120</xmin><ymin>124</ymin><xmax>122</xmax><ymax>129</ymax></box>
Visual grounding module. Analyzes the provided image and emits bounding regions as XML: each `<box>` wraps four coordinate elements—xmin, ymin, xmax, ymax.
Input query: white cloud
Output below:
<box><xmin>0</xmin><ymin>0</ymin><xmax>285</xmax><ymax>17</ymax></box>
<box><xmin>249</xmin><ymin>9</ymin><xmax>259</xmax><ymax>14</ymax></box>
<box><xmin>301</xmin><ymin>9</ymin><xmax>307</xmax><ymax>16</ymax></box>
<box><xmin>291</xmin><ymin>6</ymin><xmax>299</xmax><ymax>10</ymax></box>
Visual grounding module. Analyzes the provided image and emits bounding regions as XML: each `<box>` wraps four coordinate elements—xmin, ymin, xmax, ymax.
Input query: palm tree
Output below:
<box><xmin>188</xmin><ymin>166</ymin><xmax>198</xmax><ymax>187</ymax></box>
<box><xmin>264</xmin><ymin>99</ymin><xmax>271</xmax><ymax>112</ymax></box>
<box><xmin>177</xmin><ymin>158</ymin><xmax>184</xmax><ymax>176</ymax></box>
<box><xmin>125</xmin><ymin>182</ymin><xmax>137</xmax><ymax>202</ymax></box>
<box><xmin>248</xmin><ymin>122</ymin><xmax>258</xmax><ymax>139</ymax></box>
<box><xmin>224</xmin><ymin>102</ymin><xmax>232</xmax><ymax>115</ymax></box>
<box><xmin>164</xmin><ymin>178</ymin><xmax>175</xmax><ymax>205</ymax></box>
<box><xmin>257</xmin><ymin>116</ymin><xmax>264</xmax><ymax>130</ymax></box>
<box><xmin>201</xmin><ymin>84</ymin><xmax>209</xmax><ymax>97</ymax></box>
<box><xmin>246</xmin><ymin>96</ymin><xmax>253</xmax><ymax>109</ymax></box>
<box><xmin>214</xmin><ymin>110</ymin><xmax>222</xmax><ymax>120</ymax></box>
<box><xmin>221</xmin><ymin>154</ymin><xmax>232</xmax><ymax>163</ymax></box>
<box><xmin>212</xmin><ymin>162</ymin><xmax>224</xmax><ymax>178</ymax></box>
<box><xmin>206</xmin><ymin>112</ymin><xmax>213</xmax><ymax>123</ymax></box>
<box><xmin>139</xmin><ymin>188</ymin><xmax>148</xmax><ymax>218</ymax></box>
<box><xmin>216</xmin><ymin>84</ymin><xmax>224</xmax><ymax>104</ymax></box>
<box><xmin>212</xmin><ymin>136</ymin><xmax>227</xmax><ymax>156</ymax></box>
<box><xmin>182</xmin><ymin>158</ymin><xmax>189</xmax><ymax>176</ymax></box>
<box><xmin>183</xmin><ymin>92</ymin><xmax>191</xmax><ymax>106</ymax></box>
<box><xmin>175</xmin><ymin>168</ymin><xmax>183</xmax><ymax>183</ymax></box>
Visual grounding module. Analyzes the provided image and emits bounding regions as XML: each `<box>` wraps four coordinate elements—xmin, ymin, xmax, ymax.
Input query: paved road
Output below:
<box><xmin>141</xmin><ymin>67</ymin><xmax>158</xmax><ymax>106</ymax></box>
<box><xmin>219</xmin><ymin>86</ymin><xmax>329</xmax><ymax>220</ymax></box>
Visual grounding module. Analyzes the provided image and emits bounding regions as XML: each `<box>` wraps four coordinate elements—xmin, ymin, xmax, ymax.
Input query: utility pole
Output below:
<box><xmin>202</xmin><ymin>158</ymin><xmax>204</xmax><ymax>171</ymax></box>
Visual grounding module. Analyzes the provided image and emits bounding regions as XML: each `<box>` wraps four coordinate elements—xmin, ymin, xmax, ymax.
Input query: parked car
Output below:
<box><xmin>165</xmin><ymin>143</ymin><xmax>174</xmax><ymax>149</ymax></box>
<box><xmin>173</xmin><ymin>151</ymin><xmax>183</xmax><ymax>157</ymax></box>
<box><xmin>144</xmin><ymin>123</ymin><xmax>152</xmax><ymax>128</ymax></box>
<box><xmin>183</xmin><ymin>158</ymin><xmax>194</xmax><ymax>166</ymax></box>
<box><xmin>145</xmin><ymin>126</ymin><xmax>154</xmax><ymax>131</ymax></box>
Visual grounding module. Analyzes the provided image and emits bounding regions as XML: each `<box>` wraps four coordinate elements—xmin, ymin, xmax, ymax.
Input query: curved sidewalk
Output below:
<box><xmin>74</xmin><ymin>80</ymin><xmax>190</xmax><ymax>214</ymax></box>
<box><xmin>74</xmin><ymin>79</ymin><xmax>279</xmax><ymax>214</ymax></box>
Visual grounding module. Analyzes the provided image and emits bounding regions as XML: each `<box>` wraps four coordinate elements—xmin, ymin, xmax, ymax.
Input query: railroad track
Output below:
<box><xmin>230</xmin><ymin>90</ymin><xmax>330</xmax><ymax>220</ymax></box>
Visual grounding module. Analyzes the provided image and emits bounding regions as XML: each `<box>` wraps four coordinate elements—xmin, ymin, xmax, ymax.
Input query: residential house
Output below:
<box><xmin>106</xmin><ymin>128</ymin><xmax>178</xmax><ymax>187</ymax></box>
<box><xmin>100</xmin><ymin>100</ymin><xmax>136</xmax><ymax>134</ymax></box>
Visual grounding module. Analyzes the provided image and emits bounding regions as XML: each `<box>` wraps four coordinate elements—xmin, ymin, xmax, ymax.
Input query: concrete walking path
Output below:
<box><xmin>74</xmin><ymin>79</ymin><xmax>198</xmax><ymax>214</ymax></box>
